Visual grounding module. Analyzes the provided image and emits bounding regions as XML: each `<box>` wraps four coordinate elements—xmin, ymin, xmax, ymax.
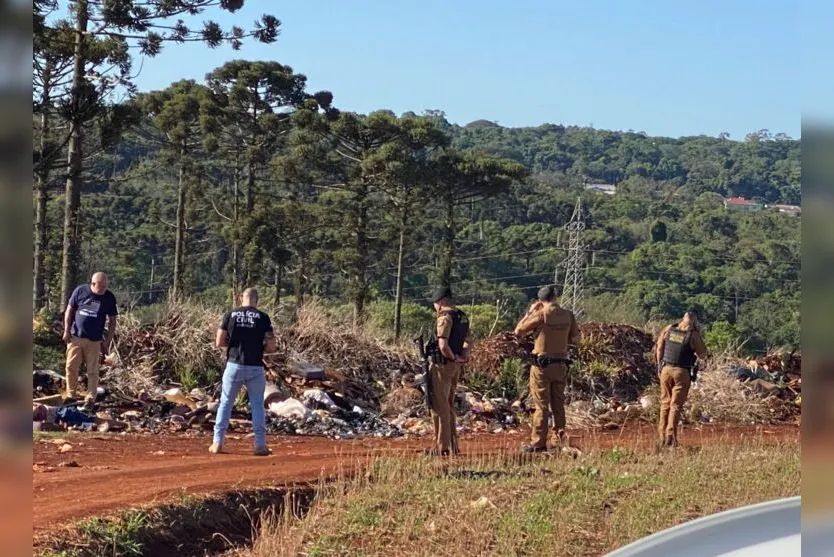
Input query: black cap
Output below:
<box><xmin>537</xmin><ymin>285</ymin><xmax>560</xmax><ymax>302</ymax></box>
<box><xmin>429</xmin><ymin>286</ymin><xmax>452</xmax><ymax>303</ymax></box>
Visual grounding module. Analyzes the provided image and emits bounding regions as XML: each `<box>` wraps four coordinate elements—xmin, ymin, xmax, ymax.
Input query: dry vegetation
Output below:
<box><xmin>242</xmin><ymin>438</ymin><xmax>799</xmax><ymax>557</ymax></box>
<box><xmin>38</xmin><ymin>300</ymin><xmax>797</xmax><ymax>428</ymax></box>
<box><xmin>106</xmin><ymin>299</ymin><xmax>417</xmax><ymax>399</ymax></box>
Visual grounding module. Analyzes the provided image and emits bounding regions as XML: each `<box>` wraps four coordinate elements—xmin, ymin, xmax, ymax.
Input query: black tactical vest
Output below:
<box><xmin>662</xmin><ymin>325</ymin><xmax>696</xmax><ymax>368</ymax></box>
<box><xmin>440</xmin><ymin>309</ymin><xmax>470</xmax><ymax>355</ymax></box>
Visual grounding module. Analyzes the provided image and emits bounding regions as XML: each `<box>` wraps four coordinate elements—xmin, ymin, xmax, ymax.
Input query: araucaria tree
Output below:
<box><xmin>41</xmin><ymin>0</ymin><xmax>280</xmax><ymax>306</ymax></box>
<box><xmin>134</xmin><ymin>80</ymin><xmax>220</xmax><ymax>298</ymax></box>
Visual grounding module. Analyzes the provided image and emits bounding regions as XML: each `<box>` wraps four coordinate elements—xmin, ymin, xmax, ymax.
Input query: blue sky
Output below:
<box><xmin>129</xmin><ymin>0</ymin><xmax>803</xmax><ymax>139</ymax></box>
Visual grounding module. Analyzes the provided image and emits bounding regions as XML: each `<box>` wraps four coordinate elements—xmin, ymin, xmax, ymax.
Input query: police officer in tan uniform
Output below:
<box><xmin>426</xmin><ymin>286</ymin><xmax>473</xmax><ymax>456</ymax></box>
<box><xmin>514</xmin><ymin>285</ymin><xmax>580</xmax><ymax>453</ymax></box>
<box><xmin>655</xmin><ymin>310</ymin><xmax>709</xmax><ymax>447</ymax></box>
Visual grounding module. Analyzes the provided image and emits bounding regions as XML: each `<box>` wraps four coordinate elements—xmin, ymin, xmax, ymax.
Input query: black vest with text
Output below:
<box><xmin>441</xmin><ymin>309</ymin><xmax>470</xmax><ymax>355</ymax></box>
<box><xmin>662</xmin><ymin>325</ymin><xmax>696</xmax><ymax>368</ymax></box>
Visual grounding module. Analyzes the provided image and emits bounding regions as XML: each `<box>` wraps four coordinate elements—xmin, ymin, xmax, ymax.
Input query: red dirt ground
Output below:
<box><xmin>33</xmin><ymin>423</ymin><xmax>799</xmax><ymax>531</ymax></box>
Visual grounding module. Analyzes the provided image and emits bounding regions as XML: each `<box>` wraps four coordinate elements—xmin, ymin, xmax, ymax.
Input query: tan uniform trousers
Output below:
<box><xmin>529</xmin><ymin>363</ymin><xmax>568</xmax><ymax>448</ymax></box>
<box><xmin>429</xmin><ymin>361</ymin><xmax>461</xmax><ymax>454</ymax></box>
<box><xmin>658</xmin><ymin>365</ymin><xmax>691</xmax><ymax>441</ymax></box>
<box><xmin>65</xmin><ymin>336</ymin><xmax>102</xmax><ymax>399</ymax></box>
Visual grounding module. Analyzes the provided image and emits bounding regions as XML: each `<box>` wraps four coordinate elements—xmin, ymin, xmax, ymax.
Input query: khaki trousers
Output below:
<box><xmin>529</xmin><ymin>363</ymin><xmax>568</xmax><ymax>448</ymax></box>
<box><xmin>429</xmin><ymin>361</ymin><xmax>460</xmax><ymax>454</ymax></box>
<box><xmin>658</xmin><ymin>365</ymin><xmax>691</xmax><ymax>441</ymax></box>
<box><xmin>65</xmin><ymin>336</ymin><xmax>102</xmax><ymax>398</ymax></box>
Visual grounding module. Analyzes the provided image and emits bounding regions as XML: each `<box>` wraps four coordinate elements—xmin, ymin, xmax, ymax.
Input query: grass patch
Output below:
<box><xmin>35</xmin><ymin>487</ymin><xmax>317</xmax><ymax>557</ymax></box>
<box><xmin>76</xmin><ymin>511</ymin><xmax>148</xmax><ymax>557</ymax></box>
<box><xmin>247</xmin><ymin>440</ymin><xmax>800</xmax><ymax>556</ymax></box>
<box><xmin>33</xmin><ymin>431</ymin><xmax>81</xmax><ymax>442</ymax></box>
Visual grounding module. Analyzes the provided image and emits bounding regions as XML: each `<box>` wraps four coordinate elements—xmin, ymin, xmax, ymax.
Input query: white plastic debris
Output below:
<box><xmin>470</xmin><ymin>496</ymin><xmax>497</xmax><ymax>510</ymax></box>
<box><xmin>189</xmin><ymin>388</ymin><xmax>208</xmax><ymax>401</ymax></box>
<box><xmin>352</xmin><ymin>406</ymin><xmax>365</xmax><ymax>415</ymax></box>
<box><xmin>302</xmin><ymin>389</ymin><xmax>339</xmax><ymax>411</ymax></box>
<box><xmin>639</xmin><ymin>395</ymin><xmax>653</xmax><ymax>410</ymax></box>
<box><xmin>268</xmin><ymin>398</ymin><xmax>311</xmax><ymax>420</ymax></box>
<box><xmin>263</xmin><ymin>382</ymin><xmax>285</xmax><ymax>406</ymax></box>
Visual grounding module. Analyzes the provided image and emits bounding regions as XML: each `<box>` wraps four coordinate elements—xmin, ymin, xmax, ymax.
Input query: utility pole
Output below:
<box><xmin>148</xmin><ymin>258</ymin><xmax>155</xmax><ymax>305</ymax></box>
<box><xmin>561</xmin><ymin>197</ymin><xmax>587</xmax><ymax>320</ymax></box>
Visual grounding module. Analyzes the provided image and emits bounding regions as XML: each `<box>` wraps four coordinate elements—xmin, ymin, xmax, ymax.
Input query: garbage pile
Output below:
<box><xmin>33</xmin><ymin>303</ymin><xmax>802</xmax><ymax>436</ymax></box>
<box><xmin>33</xmin><ymin>365</ymin><xmax>406</xmax><ymax>439</ymax></box>
<box><xmin>569</xmin><ymin>323</ymin><xmax>655</xmax><ymax>400</ymax></box>
<box><xmin>728</xmin><ymin>351</ymin><xmax>801</xmax><ymax>392</ymax></box>
<box><xmin>467</xmin><ymin>332</ymin><xmax>533</xmax><ymax>381</ymax></box>
<box><xmin>720</xmin><ymin>351</ymin><xmax>801</xmax><ymax>416</ymax></box>
<box><xmin>467</xmin><ymin>324</ymin><xmax>655</xmax><ymax>400</ymax></box>
<box><xmin>267</xmin><ymin>396</ymin><xmax>401</xmax><ymax>439</ymax></box>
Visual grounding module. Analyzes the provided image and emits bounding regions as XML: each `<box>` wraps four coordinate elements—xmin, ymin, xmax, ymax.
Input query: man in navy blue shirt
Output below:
<box><xmin>62</xmin><ymin>272</ymin><xmax>118</xmax><ymax>405</ymax></box>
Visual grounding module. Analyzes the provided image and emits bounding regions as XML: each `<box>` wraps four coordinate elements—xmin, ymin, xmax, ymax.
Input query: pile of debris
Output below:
<box><xmin>467</xmin><ymin>324</ymin><xmax>655</xmax><ymax>400</ymax></box>
<box><xmin>568</xmin><ymin>323</ymin><xmax>655</xmax><ymax>400</ymax></box>
<box><xmin>33</xmin><ymin>301</ymin><xmax>801</xmax><ymax>437</ymax></box>
<box><xmin>467</xmin><ymin>332</ymin><xmax>533</xmax><ymax>382</ymax></box>
<box><xmin>103</xmin><ymin>301</ymin><xmax>419</xmax><ymax>411</ymax></box>
<box><xmin>33</xmin><ymin>370</ymin><xmax>405</xmax><ymax>440</ymax></box>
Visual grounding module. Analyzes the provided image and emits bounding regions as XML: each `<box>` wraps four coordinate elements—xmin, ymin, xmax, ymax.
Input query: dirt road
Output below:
<box><xmin>33</xmin><ymin>423</ymin><xmax>798</xmax><ymax>531</ymax></box>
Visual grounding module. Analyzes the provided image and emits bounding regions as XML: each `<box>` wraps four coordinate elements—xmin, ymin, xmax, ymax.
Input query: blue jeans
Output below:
<box><xmin>213</xmin><ymin>362</ymin><xmax>267</xmax><ymax>449</ymax></box>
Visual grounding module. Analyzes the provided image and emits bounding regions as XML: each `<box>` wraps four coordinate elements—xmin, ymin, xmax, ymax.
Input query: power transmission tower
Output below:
<box><xmin>561</xmin><ymin>196</ymin><xmax>587</xmax><ymax>319</ymax></box>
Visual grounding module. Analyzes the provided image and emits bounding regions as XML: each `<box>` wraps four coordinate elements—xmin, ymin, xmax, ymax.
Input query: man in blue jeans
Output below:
<box><xmin>210</xmin><ymin>287</ymin><xmax>276</xmax><ymax>456</ymax></box>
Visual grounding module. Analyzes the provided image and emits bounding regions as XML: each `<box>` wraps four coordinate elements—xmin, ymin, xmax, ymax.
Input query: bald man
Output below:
<box><xmin>63</xmin><ymin>272</ymin><xmax>118</xmax><ymax>405</ymax></box>
<box><xmin>211</xmin><ymin>287</ymin><xmax>276</xmax><ymax>456</ymax></box>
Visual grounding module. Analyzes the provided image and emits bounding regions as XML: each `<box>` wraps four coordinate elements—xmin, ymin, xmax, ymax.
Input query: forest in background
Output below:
<box><xmin>33</xmin><ymin>1</ymin><xmax>800</xmax><ymax>356</ymax></box>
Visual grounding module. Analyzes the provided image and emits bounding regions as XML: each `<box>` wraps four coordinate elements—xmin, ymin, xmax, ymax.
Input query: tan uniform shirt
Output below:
<box><xmin>436</xmin><ymin>308</ymin><xmax>473</xmax><ymax>355</ymax></box>
<box><xmin>515</xmin><ymin>303</ymin><xmax>580</xmax><ymax>356</ymax></box>
<box><xmin>655</xmin><ymin>324</ymin><xmax>709</xmax><ymax>364</ymax></box>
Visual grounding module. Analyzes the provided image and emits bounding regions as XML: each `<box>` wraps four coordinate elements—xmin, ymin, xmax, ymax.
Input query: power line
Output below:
<box><xmin>562</xmin><ymin>197</ymin><xmax>587</xmax><ymax>318</ymax></box>
<box><xmin>403</xmin><ymin>279</ymin><xmax>795</xmax><ymax>305</ymax></box>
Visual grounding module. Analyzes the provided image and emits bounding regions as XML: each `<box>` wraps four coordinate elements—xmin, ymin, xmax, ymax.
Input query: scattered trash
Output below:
<box><xmin>292</xmin><ymin>361</ymin><xmax>326</xmax><ymax>381</ymax></box>
<box><xmin>470</xmin><ymin>496</ymin><xmax>498</xmax><ymax>510</ymax></box>
<box><xmin>59</xmin><ymin>444</ymin><xmax>73</xmax><ymax>454</ymax></box>
<box><xmin>302</xmin><ymin>389</ymin><xmax>340</xmax><ymax>412</ymax></box>
<box><xmin>269</xmin><ymin>398</ymin><xmax>310</xmax><ymax>420</ymax></box>
<box><xmin>31</xmin><ymin>309</ymin><xmax>799</xmax><ymax>439</ymax></box>
<box><xmin>263</xmin><ymin>382</ymin><xmax>286</xmax><ymax>406</ymax></box>
<box><xmin>561</xmin><ymin>446</ymin><xmax>582</xmax><ymax>459</ymax></box>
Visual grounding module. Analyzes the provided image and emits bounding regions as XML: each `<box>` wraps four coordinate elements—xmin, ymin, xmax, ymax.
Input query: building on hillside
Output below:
<box><xmin>766</xmin><ymin>203</ymin><xmax>801</xmax><ymax>216</ymax></box>
<box><xmin>724</xmin><ymin>196</ymin><xmax>763</xmax><ymax>212</ymax></box>
<box><xmin>585</xmin><ymin>183</ymin><xmax>617</xmax><ymax>195</ymax></box>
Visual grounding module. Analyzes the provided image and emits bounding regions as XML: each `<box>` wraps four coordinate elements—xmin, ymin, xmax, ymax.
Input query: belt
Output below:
<box><xmin>662</xmin><ymin>361</ymin><xmax>693</xmax><ymax>370</ymax></box>
<box><xmin>532</xmin><ymin>354</ymin><xmax>571</xmax><ymax>367</ymax></box>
